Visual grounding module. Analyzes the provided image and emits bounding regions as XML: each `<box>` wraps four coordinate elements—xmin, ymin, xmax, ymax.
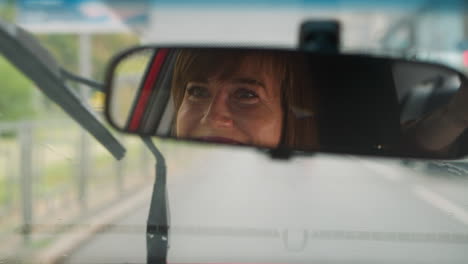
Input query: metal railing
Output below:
<box><xmin>0</xmin><ymin>119</ymin><xmax>153</xmax><ymax>255</ymax></box>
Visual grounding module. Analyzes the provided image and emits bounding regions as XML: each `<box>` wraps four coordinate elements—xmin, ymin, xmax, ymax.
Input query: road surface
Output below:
<box><xmin>65</xmin><ymin>147</ymin><xmax>468</xmax><ymax>263</ymax></box>
<box><xmin>65</xmin><ymin>200</ymin><xmax>150</xmax><ymax>264</ymax></box>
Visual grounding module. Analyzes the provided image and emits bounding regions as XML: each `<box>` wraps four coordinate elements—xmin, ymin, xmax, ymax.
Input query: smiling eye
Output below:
<box><xmin>187</xmin><ymin>85</ymin><xmax>210</xmax><ymax>99</ymax></box>
<box><xmin>233</xmin><ymin>88</ymin><xmax>259</xmax><ymax>101</ymax></box>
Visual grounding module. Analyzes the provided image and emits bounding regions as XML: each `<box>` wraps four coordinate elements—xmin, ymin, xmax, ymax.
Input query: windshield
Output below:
<box><xmin>1</xmin><ymin>1</ymin><xmax>468</xmax><ymax>263</ymax></box>
<box><xmin>144</xmin><ymin>1</ymin><xmax>467</xmax><ymax>69</ymax></box>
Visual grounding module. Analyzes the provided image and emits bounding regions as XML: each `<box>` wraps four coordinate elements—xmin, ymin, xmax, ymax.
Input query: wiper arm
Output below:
<box><xmin>141</xmin><ymin>137</ymin><xmax>169</xmax><ymax>264</ymax></box>
<box><xmin>0</xmin><ymin>19</ymin><xmax>125</xmax><ymax>160</ymax></box>
<box><xmin>60</xmin><ymin>68</ymin><xmax>104</xmax><ymax>92</ymax></box>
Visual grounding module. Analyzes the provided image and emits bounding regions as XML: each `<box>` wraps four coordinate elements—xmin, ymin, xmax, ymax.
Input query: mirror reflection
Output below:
<box><xmin>106</xmin><ymin>47</ymin><xmax>468</xmax><ymax>158</ymax></box>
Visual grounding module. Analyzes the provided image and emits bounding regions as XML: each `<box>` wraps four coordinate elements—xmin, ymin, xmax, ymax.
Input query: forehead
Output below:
<box><xmin>209</xmin><ymin>56</ymin><xmax>278</xmax><ymax>83</ymax></box>
<box><xmin>176</xmin><ymin>49</ymin><xmax>287</xmax><ymax>82</ymax></box>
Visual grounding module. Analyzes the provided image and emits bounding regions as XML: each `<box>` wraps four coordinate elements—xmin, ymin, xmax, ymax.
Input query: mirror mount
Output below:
<box><xmin>298</xmin><ymin>20</ymin><xmax>340</xmax><ymax>53</ymax></box>
<box><xmin>268</xmin><ymin>147</ymin><xmax>294</xmax><ymax>160</ymax></box>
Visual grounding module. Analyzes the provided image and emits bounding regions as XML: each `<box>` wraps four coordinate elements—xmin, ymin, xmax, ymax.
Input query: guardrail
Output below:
<box><xmin>0</xmin><ymin>119</ymin><xmax>153</xmax><ymax>256</ymax></box>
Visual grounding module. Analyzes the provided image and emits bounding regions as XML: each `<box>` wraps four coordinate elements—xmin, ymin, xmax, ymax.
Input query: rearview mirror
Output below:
<box><xmin>104</xmin><ymin>46</ymin><xmax>468</xmax><ymax>159</ymax></box>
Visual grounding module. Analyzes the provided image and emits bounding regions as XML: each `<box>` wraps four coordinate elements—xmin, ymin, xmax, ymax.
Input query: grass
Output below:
<box><xmin>0</xmin><ymin>121</ymin><xmax>149</xmax><ymax>208</ymax></box>
<box><xmin>0</xmin><ymin>119</ymin><xmax>205</xmax><ymax>210</ymax></box>
<box><xmin>0</xmin><ymin>136</ymin><xmax>18</xmax><ymax>207</ymax></box>
<box><xmin>40</xmin><ymin>161</ymin><xmax>74</xmax><ymax>194</ymax></box>
<box><xmin>0</xmin><ymin>177</ymin><xmax>13</xmax><ymax>206</ymax></box>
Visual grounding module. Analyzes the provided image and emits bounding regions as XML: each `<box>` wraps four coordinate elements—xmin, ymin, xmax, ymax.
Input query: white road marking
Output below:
<box><xmin>360</xmin><ymin>159</ymin><xmax>468</xmax><ymax>226</ymax></box>
<box><xmin>36</xmin><ymin>185</ymin><xmax>153</xmax><ymax>263</ymax></box>
<box><xmin>413</xmin><ymin>185</ymin><xmax>468</xmax><ymax>226</ymax></box>
<box><xmin>357</xmin><ymin>160</ymin><xmax>403</xmax><ymax>182</ymax></box>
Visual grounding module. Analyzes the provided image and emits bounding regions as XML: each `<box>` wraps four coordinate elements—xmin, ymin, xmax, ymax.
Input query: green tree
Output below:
<box><xmin>36</xmin><ymin>34</ymin><xmax>79</xmax><ymax>74</ymax></box>
<box><xmin>0</xmin><ymin>0</ymin><xmax>15</xmax><ymax>23</ymax></box>
<box><xmin>36</xmin><ymin>33</ymin><xmax>139</xmax><ymax>81</ymax></box>
<box><xmin>92</xmin><ymin>34</ymin><xmax>139</xmax><ymax>81</ymax></box>
<box><xmin>0</xmin><ymin>56</ymin><xmax>35</xmax><ymax>121</ymax></box>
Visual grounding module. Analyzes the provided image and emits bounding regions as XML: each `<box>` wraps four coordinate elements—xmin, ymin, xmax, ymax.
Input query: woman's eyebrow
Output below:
<box><xmin>186</xmin><ymin>81</ymin><xmax>208</xmax><ymax>86</ymax></box>
<box><xmin>231</xmin><ymin>77</ymin><xmax>266</xmax><ymax>88</ymax></box>
<box><xmin>231</xmin><ymin>77</ymin><xmax>273</xmax><ymax>97</ymax></box>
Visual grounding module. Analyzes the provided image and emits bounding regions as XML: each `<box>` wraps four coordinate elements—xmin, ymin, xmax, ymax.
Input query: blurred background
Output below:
<box><xmin>0</xmin><ymin>0</ymin><xmax>153</xmax><ymax>262</ymax></box>
<box><xmin>1</xmin><ymin>0</ymin><xmax>468</xmax><ymax>263</ymax></box>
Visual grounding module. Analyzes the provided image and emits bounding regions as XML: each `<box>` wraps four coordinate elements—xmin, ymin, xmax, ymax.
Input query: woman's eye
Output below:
<box><xmin>187</xmin><ymin>85</ymin><xmax>209</xmax><ymax>99</ymax></box>
<box><xmin>234</xmin><ymin>88</ymin><xmax>259</xmax><ymax>101</ymax></box>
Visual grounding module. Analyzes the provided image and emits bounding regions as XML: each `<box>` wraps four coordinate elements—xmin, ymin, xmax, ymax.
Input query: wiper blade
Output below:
<box><xmin>60</xmin><ymin>68</ymin><xmax>104</xmax><ymax>92</ymax></box>
<box><xmin>141</xmin><ymin>137</ymin><xmax>169</xmax><ymax>263</ymax></box>
<box><xmin>0</xmin><ymin>19</ymin><xmax>125</xmax><ymax>160</ymax></box>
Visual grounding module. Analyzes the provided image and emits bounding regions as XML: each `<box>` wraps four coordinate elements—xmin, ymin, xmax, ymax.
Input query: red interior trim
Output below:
<box><xmin>128</xmin><ymin>48</ymin><xmax>169</xmax><ymax>132</ymax></box>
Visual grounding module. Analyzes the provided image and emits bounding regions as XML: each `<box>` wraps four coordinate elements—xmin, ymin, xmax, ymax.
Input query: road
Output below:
<box><xmin>65</xmin><ymin>147</ymin><xmax>468</xmax><ymax>264</ymax></box>
<box><xmin>65</xmin><ymin>200</ymin><xmax>150</xmax><ymax>264</ymax></box>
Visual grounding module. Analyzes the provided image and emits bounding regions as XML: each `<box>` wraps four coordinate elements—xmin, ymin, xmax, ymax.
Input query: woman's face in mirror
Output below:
<box><xmin>175</xmin><ymin>56</ymin><xmax>284</xmax><ymax>147</ymax></box>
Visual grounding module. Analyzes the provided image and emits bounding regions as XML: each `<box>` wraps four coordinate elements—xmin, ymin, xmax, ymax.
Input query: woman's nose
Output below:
<box><xmin>201</xmin><ymin>93</ymin><xmax>234</xmax><ymax>128</ymax></box>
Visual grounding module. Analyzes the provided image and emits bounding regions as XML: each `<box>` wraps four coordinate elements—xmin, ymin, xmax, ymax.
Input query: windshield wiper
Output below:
<box><xmin>141</xmin><ymin>137</ymin><xmax>169</xmax><ymax>263</ymax></box>
<box><xmin>0</xmin><ymin>19</ymin><xmax>125</xmax><ymax>160</ymax></box>
<box><xmin>60</xmin><ymin>68</ymin><xmax>104</xmax><ymax>92</ymax></box>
